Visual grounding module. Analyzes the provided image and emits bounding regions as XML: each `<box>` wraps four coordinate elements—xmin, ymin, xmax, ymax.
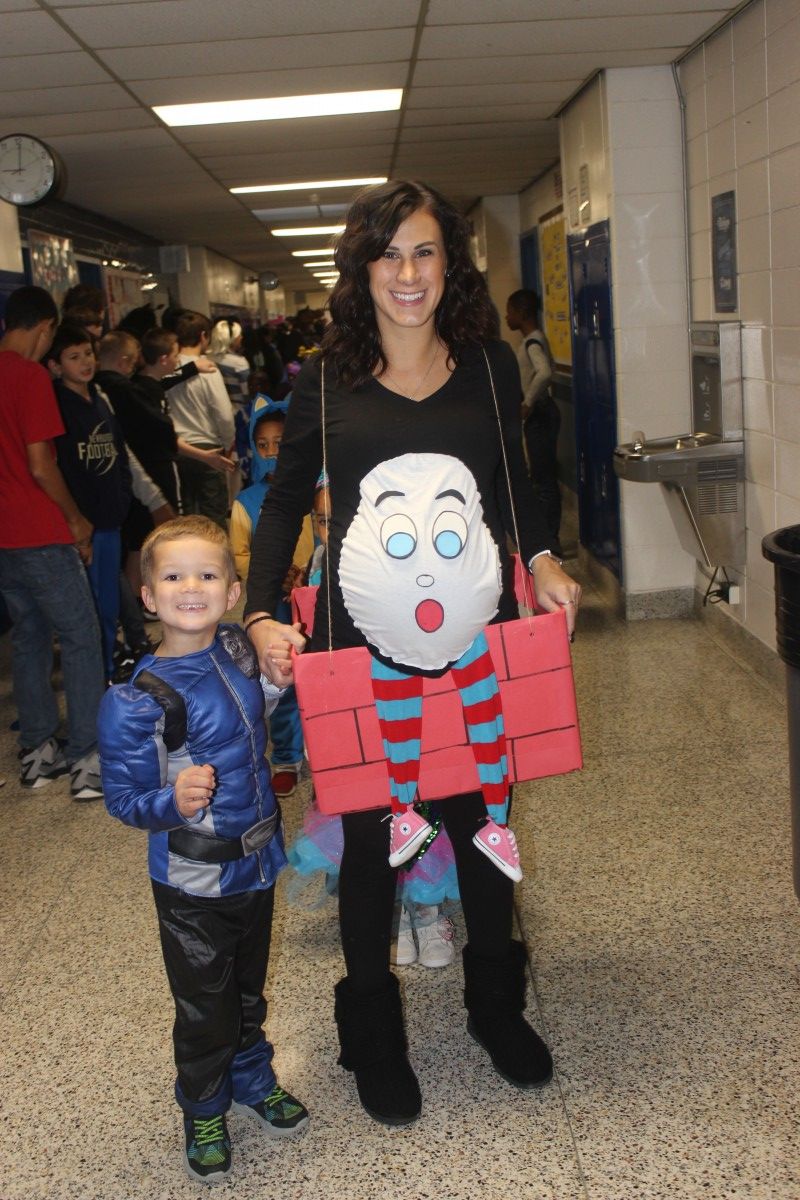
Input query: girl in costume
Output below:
<box><xmin>245</xmin><ymin>181</ymin><xmax>581</xmax><ymax>1128</ymax></box>
<box><xmin>230</xmin><ymin>394</ymin><xmax>313</xmax><ymax>797</ymax></box>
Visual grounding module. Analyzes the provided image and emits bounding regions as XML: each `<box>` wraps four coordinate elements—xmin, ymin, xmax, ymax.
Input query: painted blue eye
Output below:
<box><xmin>432</xmin><ymin>511</ymin><xmax>468</xmax><ymax>559</ymax></box>
<box><xmin>387</xmin><ymin>531</ymin><xmax>416</xmax><ymax>558</ymax></box>
<box><xmin>380</xmin><ymin>513</ymin><xmax>417</xmax><ymax>559</ymax></box>
<box><xmin>435</xmin><ymin>529</ymin><xmax>463</xmax><ymax>558</ymax></box>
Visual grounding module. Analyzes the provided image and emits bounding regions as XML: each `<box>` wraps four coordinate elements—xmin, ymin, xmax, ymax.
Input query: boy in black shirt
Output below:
<box><xmin>48</xmin><ymin>322</ymin><xmax>132</xmax><ymax>680</ymax></box>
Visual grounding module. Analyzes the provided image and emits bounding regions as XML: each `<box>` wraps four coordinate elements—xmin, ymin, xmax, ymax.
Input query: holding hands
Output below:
<box><xmin>245</xmin><ymin>615</ymin><xmax>306</xmax><ymax>687</ymax></box>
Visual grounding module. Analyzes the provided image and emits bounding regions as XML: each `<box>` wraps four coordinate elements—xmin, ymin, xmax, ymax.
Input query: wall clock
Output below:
<box><xmin>0</xmin><ymin>134</ymin><xmax>65</xmax><ymax>207</ymax></box>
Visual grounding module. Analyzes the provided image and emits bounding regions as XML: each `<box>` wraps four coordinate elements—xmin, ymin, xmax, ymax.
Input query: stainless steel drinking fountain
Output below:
<box><xmin>613</xmin><ymin>322</ymin><xmax>745</xmax><ymax>567</ymax></box>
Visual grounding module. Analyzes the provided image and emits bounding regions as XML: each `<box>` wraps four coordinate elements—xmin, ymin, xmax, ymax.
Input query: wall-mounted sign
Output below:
<box><xmin>711</xmin><ymin>190</ymin><xmax>737</xmax><ymax>313</ymax></box>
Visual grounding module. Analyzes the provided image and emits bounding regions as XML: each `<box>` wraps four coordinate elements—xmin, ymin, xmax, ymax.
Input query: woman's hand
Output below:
<box><xmin>246</xmin><ymin>615</ymin><xmax>306</xmax><ymax>686</ymax></box>
<box><xmin>174</xmin><ymin>763</ymin><xmax>216</xmax><ymax>818</ymax></box>
<box><xmin>530</xmin><ymin>555</ymin><xmax>582</xmax><ymax>639</ymax></box>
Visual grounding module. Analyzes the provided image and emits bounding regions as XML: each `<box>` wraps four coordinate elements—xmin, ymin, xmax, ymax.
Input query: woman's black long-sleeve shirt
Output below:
<box><xmin>245</xmin><ymin>339</ymin><xmax>555</xmax><ymax>662</ymax></box>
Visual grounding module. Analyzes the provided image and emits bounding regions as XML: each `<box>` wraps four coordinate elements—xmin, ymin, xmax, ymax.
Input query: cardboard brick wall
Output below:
<box><xmin>291</xmin><ymin>586</ymin><xmax>582</xmax><ymax>815</ymax></box>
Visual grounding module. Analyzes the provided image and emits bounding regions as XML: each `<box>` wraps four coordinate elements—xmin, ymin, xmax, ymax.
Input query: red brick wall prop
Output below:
<box><xmin>290</xmin><ymin>594</ymin><xmax>582</xmax><ymax>815</ymax></box>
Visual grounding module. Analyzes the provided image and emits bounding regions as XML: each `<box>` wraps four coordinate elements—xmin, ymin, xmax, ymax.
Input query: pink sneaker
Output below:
<box><xmin>388</xmin><ymin>808</ymin><xmax>433</xmax><ymax>868</ymax></box>
<box><xmin>473</xmin><ymin>820</ymin><xmax>523</xmax><ymax>882</ymax></box>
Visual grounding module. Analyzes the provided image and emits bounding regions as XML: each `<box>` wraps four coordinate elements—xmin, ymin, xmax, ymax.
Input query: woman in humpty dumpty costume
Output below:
<box><xmin>244</xmin><ymin>179</ymin><xmax>581</xmax><ymax>1129</ymax></box>
<box><xmin>339</xmin><ymin>450</ymin><xmax>519</xmax><ymax>879</ymax></box>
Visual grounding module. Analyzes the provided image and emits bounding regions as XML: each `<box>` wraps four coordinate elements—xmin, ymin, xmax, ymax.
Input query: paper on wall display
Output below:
<box><xmin>291</xmin><ymin>585</ymin><xmax>582</xmax><ymax>815</ymax></box>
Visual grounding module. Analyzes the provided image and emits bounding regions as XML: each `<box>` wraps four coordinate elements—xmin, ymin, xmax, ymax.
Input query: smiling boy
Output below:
<box><xmin>97</xmin><ymin>515</ymin><xmax>308</xmax><ymax>1184</ymax></box>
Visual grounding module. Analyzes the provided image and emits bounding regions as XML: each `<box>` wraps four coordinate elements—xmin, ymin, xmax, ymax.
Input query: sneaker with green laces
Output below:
<box><xmin>183</xmin><ymin>1113</ymin><xmax>232</xmax><ymax>1183</ymax></box>
<box><xmin>233</xmin><ymin>1084</ymin><xmax>309</xmax><ymax>1138</ymax></box>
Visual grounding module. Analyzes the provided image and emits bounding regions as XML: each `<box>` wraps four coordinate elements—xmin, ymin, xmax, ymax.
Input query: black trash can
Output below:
<box><xmin>762</xmin><ymin>525</ymin><xmax>800</xmax><ymax>901</ymax></box>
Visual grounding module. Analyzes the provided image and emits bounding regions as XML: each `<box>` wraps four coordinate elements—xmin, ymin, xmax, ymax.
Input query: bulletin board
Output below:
<box><xmin>539</xmin><ymin>214</ymin><xmax>571</xmax><ymax>366</ymax></box>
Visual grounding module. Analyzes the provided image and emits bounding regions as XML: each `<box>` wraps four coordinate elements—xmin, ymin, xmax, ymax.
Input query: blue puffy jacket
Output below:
<box><xmin>98</xmin><ymin>625</ymin><xmax>287</xmax><ymax>898</ymax></box>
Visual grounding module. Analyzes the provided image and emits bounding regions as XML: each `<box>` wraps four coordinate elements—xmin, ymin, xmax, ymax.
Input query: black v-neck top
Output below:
<box><xmin>245</xmin><ymin>339</ymin><xmax>554</xmax><ymax>661</ymax></box>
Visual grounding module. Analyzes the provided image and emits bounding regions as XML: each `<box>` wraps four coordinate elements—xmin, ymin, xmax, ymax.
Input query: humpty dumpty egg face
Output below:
<box><xmin>339</xmin><ymin>453</ymin><xmax>501</xmax><ymax>671</ymax></box>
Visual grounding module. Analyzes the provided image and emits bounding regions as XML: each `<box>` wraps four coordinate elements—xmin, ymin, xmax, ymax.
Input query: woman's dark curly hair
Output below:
<box><xmin>322</xmin><ymin>179</ymin><xmax>498</xmax><ymax>388</ymax></box>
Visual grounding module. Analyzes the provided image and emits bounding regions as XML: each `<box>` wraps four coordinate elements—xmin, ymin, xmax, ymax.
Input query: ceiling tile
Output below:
<box><xmin>57</xmin><ymin>0</ymin><xmax>419</xmax><ymax>47</ymax></box>
<box><xmin>128</xmin><ymin>63</ymin><xmax>407</xmax><ymax>108</ymax></box>
<box><xmin>407</xmin><ymin>82</ymin><xmax>581</xmax><ymax>107</ymax></box>
<box><xmin>426</xmin><ymin>0</ymin><xmax>731</xmax><ymax>20</ymax></box>
<box><xmin>99</xmin><ymin>30</ymin><xmax>414</xmax><ymax>80</ymax></box>
<box><xmin>0</xmin><ymin>10</ymin><xmax>80</xmax><ymax>54</ymax></box>
<box><xmin>413</xmin><ymin>47</ymin><xmax>691</xmax><ymax>87</ymax></box>
<box><xmin>0</xmin><ymin>53</ymin><xmax>110</xmax><ymax>91</ymax></box>
<box><xmin>0</xmin><ymin>83</ymin><xmax>138</xmax><ymax>118</ymax></box>
<box><xmin>178</xmin><ymin>115</ymin><xmax>398</xmax><ymax>150</ymax></box>
<box><xmin>8</xmin><ymin>109</ymin><xmax>157</xmax><ymax>137</ymax></box>
<box><xmin>418</xmin><ymin>14</ymin><xmax>731</xmax><ymax>58</ymax></box>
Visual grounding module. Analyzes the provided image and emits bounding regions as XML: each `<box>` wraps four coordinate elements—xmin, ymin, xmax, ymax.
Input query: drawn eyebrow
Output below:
<box><xmin>375</xmin><ymin>489</ymin><xmax>405</xmax><ymax>506</ymax></box>
<box><xmin>435</xmin><ymin>489</ymin><xmax>466</xmax><ymax>504</ymax></box>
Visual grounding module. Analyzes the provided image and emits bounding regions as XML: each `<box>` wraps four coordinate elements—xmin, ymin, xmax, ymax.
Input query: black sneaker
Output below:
<box><xmin>183</xmin><ymin>1113</ymin><xmax>231</xmax><ymax>1183</ymax></box>
<box><xmin>19</xmin><ymin>736</ymin><xmax>69</xmax><ymax>788</ymax></box>
<box><xmin>233</xmin><ymin>1085</ymin><xmax>309</xmax><ymax>1138</ymax></box>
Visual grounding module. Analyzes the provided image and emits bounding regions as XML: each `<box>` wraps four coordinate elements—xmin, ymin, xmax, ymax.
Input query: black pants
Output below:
<box><xmin>177</xmin><ymin>447</ymin><xmax>228</xmax><ymax>530</ymax></box>
<box><xmin>524</xmin><ymin>398</ymin><xmax>561</xmax><ymax>545</ymax></box>
<box><xmin>339</xmin><ymin>789</ymin><xmax>514</xmax><ymax>994</ymax></box>
<box><xmin>151</xmin><ymin>881</ymin><xmax>277</xmax><ymax>1116</ymax></box>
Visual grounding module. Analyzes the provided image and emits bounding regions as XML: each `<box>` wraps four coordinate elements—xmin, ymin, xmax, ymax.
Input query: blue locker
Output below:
<box><xmin>568</xmin><ymin>220</ymin><xmax>621</xmax><ymax>580</ymax></box>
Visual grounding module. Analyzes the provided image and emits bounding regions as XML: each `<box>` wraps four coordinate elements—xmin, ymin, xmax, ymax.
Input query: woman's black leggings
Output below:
<box><xmin>338</xmin><ymin>789</ymin><xmax>514</xmax><ymax>994</ymax></box>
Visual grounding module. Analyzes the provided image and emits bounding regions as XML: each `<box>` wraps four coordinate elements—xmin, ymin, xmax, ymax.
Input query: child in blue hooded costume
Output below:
<box><xmin>230</xmin><ymin>394</ymin><xmax>314</xmax><ymax>798</ymax></box>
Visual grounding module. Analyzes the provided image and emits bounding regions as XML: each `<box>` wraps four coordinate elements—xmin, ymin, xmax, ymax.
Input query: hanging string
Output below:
<box><xmin>320</xmin><ymin>361</ymin><xmax>334</xmax><ymax>669</ymax></box>
<box><xmin>481</xmin><ymin>347</ymin><xmax>536</xmax><ymax>627</ymax></box>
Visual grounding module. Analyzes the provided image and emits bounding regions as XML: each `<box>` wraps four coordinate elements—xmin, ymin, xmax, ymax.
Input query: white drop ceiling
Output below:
<box><xmin>0</xmin><ymin>0</ymin><xmax>738</xmax><ymax>292</ymax></box>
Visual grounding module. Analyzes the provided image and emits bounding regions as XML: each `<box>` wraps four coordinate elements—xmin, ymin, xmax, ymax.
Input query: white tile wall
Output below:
<box><xmin>735</xmin><ymin>158</ymin><xmax>769</xmax><ymax>219</ymax></box>
<box><xmin>737</xmin><ymin>213</ymin><xmax>771</xmax><ymax>275</ymax></box>
<box><xmin>683</xmin><ymin>0</ymin><xmax>800</xmax><ymax>652</ymax></box>
<box><xmin>769</xmin><ymin>143</ymin><xmax>800</xmax><ymax>212</ymax></box>
<box><xmin>739</xmin><ymin>270</ymin><xmax>772</xmax><ymax>324</ymax></box>
<box><xmin>734</xmin><ymin>99</ymin><xmax>768</xmax><ymax>165</ymax></box>
<box><xmin>733</xmin><ymin>44</ymin><xmax>767</xmax><ymax>113</ymax></box>
<box><xmin>604</xmin><ymin>66</ymin><xmax>694</xmax><ymax>597</ymax></box>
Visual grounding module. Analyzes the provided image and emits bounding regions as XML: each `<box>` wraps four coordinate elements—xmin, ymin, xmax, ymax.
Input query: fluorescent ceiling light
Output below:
<box><xmin>291</xmin><ymin>248</ymin><xmax>336</xmax><ymax>257</ymax></box>
<box><xmin>271</xmin><ymin>225</ymin><xmax>344</xmax><ymax>237</ymax></box>
<box><xmin>154</xmin><ymin>89</ymin><xmax>402</xmax><ymax>128</ymax></box>
<box><xmin>305</xmin><ymin>260</ymin><xmax>336</xmax><ymax>268</ymax></box>
<box><xmin>313</xmin><ymin>271</ymin><xmax>339</xmax><ymax>279</ymax></box>
<box><xmin>232</xmin><ymin>176</ymin><xmax>386</xmax><ymax>195</ymax></box>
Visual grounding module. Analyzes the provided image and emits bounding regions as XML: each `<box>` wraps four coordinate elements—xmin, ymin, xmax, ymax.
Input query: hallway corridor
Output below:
<box><xmin>1</xmin><ymin>563</ymin><xmax>798</xmax><ymax>1200</ymax></box>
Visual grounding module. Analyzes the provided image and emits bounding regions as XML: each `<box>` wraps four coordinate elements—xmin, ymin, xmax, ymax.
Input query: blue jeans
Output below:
<box><xmin>0</xmin><ymin>543</ymin><xmax>106</xmax><ymax>761</ymax></box>
<box><xmin>270</xmin><ymin>597</ymin><xmax>303</xmax><ymax>767</ymax></box>
<box><xmin>86</xmin><ymin>528</ymin><xmax>121</xmax><ymax>678</ymax></box>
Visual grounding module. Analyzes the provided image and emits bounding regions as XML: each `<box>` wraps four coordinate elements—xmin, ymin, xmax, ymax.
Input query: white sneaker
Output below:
<box><xmin>70</xmin><ymin>750</ymin><xmax>103</xmax><ymax>802</ymax></box>
<box><xmin>391</xmin><ymin>907</ymin><xmax>417</xmax><ymax>965</ymax></box>
<box><xmin>19</xmin><ymin>735</ymin><xmax>68</xmax><ymax>789</ymax></box>
<box><xmin>415</xmin><ymin>908</ymin><xmax>455</xmax><ymax>969</ymax></box>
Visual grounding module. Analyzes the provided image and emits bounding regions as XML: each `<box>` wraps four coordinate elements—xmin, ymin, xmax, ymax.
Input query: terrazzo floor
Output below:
<box><xmin>1</xmin><ymin>551</ymin><xmax>799</xmax><ymax>1200</ymax></box>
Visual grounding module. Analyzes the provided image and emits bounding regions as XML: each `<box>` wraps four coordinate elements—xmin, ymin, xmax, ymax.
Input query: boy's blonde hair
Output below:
<box><xmin>140</xmin><ymin>516</ymin><xmax>237</xmax><ymax>587</ymax></box>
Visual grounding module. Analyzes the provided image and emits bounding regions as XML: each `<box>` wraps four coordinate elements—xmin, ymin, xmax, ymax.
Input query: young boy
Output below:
<box><xmin>48</xmin><ymin>321</ymin><xmax>133</xmax><ymax>680</ymax></box>
<box><xmin>97</xmin><ymin>515</ymin><xmax>308</xmax><ymax>1184</ymax></box>
<box><xmin>230</xmin><ymin>396</ymin><xmax>313</xmax><ymax>798</ymax></box>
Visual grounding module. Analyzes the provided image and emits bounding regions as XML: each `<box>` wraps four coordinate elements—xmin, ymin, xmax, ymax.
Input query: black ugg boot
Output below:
<box><xmin>463</xmin><ymin>940</ymin><xmax>553</xmax><ymax>1089</ymax></box>
<box><xmin>334</xmin><ymin>974</ymin><xmax>422</xmax><ymax>1126</ymax></box>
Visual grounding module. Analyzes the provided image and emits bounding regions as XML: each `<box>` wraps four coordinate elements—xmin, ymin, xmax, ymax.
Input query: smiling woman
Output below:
<box><xmin>242</xmin><ymin>178</ymin><xmax>580</xmax><ymax>1131</ymax></box>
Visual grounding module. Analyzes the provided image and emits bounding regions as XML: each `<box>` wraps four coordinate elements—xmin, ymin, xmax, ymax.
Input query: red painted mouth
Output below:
<box><xmin>415</xmin><ymin>598</ymin><xmax>444</xmax><ymax>632</ymax></box>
